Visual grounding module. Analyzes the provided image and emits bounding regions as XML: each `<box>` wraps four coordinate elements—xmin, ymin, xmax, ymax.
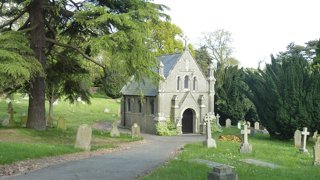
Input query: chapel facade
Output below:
<box><xmin>120</xmin><ymin>50</ymin><xmax>215</xmax><ymax>134</ymax></box>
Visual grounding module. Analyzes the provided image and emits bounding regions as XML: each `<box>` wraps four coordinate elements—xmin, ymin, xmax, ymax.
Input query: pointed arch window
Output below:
<box><xmin>177</xmin><ymin>76</ymin><xmax>181</xmax><ymax>90</ymax></box>
<box><xmin>138</xmin><ymin>100</ymin><xmax>142</xmax><ymax>113</ymax></box>
<box><xmin>184</xmin><ymin>75</ymin><xmax>189</xmax><ymax>89</ymax></box>
<box><xmin>127</xmin><ymin>98</ymin><xmax>131</xmax><ymax>112</ymax></box>
<box><xmin>193</xmin><ymin>77</ymin><xmax>198</xmax><ymax>91</ymax></box>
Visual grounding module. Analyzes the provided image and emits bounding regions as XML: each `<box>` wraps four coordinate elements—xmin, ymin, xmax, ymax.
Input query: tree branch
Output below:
<box><xmin>45</xmin><ymin>37</ymin><xmax>105</xmax><ymax>68</ymax></box>
<box><xmin>0</xmin><ymin>9</ymin><xmax>27</xmax><ymax>29</ymax></box>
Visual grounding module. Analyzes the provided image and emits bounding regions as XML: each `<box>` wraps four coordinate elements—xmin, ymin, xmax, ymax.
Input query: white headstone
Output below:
<box><xmin>225</xmin><ymin>119</ymin><xmax>231</xmax><ymax>128</ymax></box>
<box><xmin>240</xmin><ymin>124</ymin><xmax>252</xmax><ymax>153</ymax></box>
<box><xmin>203</xmin><ymin>113</ymin><xmax>216</xmax><ymax>148</ymax></box>
<box><xmin>1</xmin><ymin>117</ymin><xmax>9</xmax><ymax>127</ymax></box>
<box><xmin>237</xmin><ymin>122</ymin><xmax>241</xmax><ymax>129</ymax></box>
<box><xmin>294</xmin><ymin>130</ymin><xmax>302</xmax><ymax>148</ymax></box>
<box><xmin>300</xmin><ymin>127</ymin><xmax>310</xmax><ymax>153</ymax></box>
<box><xmin>75</xmin><ymin>124</ymin><xmax>92</xmax><ymax>151</ymax></box>
<box><xmin>246</xmin><ymin>121</ymin><xmax>251</xmax><ymax>128</ymax></box>
<box><xmin>131</xmin><ymin>123</ymin><xmax>141</xmax><ymax>138</ymax></box>
<box><xmin>103</xmin><ymin>108</ymin><xmax>110</xmax><ymax>113</ymax></box>
<box><xmin>254</xmin><ymin>122</ymin><xmax>260</xmax><ymax>130</ymax></box>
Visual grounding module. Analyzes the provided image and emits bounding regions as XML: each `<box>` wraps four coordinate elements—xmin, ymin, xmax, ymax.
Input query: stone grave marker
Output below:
<box><xmin>131</xmin><ymin>123</ymin><xmax>141</xmax><ymax>138</ymax></box>
<box><xmin>110</xmin><ymin>121</ymin><xmax>120</xmax><ymax>137</ymax></box>
<box><xmin>207</xmin><ymin>165</ymin><xmax>238</xmax><ymax>180</ymax></box>
<box><xmin>8</xmin><ymin>102</ymin><xmax>15</xmax><ymax>127</ymax></box>
<box><xmin>1</xmin><ymin>117</ymin><xmax>9</xmax><ymax>127</ymax></box>
<box><xmin>239</xmin><ymin>124</ymin><xmax>252</xmax><ymax>153</ymax></box>
<box><xmin>246</xmin><ymin>121</ymin><xmax>251</xmax><ymax>128</ymax></box>
<box><xmin>46</xmin><ymin>116</ymin><xmax>54</xmax><ymax>128</ymax></box>
<box><xmin>294</xmin><ymin>129</ymin><xmax>302</xmax><ymax>148</ymax></box>
<box><xmin>20</xmin><ymin>114</ymin><xmax>28</xmax><ymax>127</ymax></box>
<box><xmin>57</xmin><ymin>116</ymin><xmax>67</xmax><ymax>130</ymax></box>
<box><xmin>300</xmin><ymin>127</ymin><xmax>310</xmax><ymax>153</ymax></box>
<box><xmin>203</xmin><ymin>113</ymin><xmax>217</xmax><ymax>148</ymax></box>
<box><xmin>225</xmin><ymin>119</ymin><xmax>231</xmax><ymax>128</ymax></box>
<box><xmin>312</xmin><ymin>130</ymin><xmax>318</xmax><ymax>141</ymax></box>
<box><xmin>216</xmin><ymin>114</ymin><xmax>221</xmax><ymax>128</ymax></box>
<box><xmin>254</xmin><ymin>122</ymin><xmax>259</xmax><ymax>130</ymax></box>
<box><xmin>313</xmin><ymin>137</ymin><xmax>320</xmax><ymax>165</ymax></box>
<box><xmin>103</xmin><ymin>107</ymin><xmax>110</xmax><ymax>113</ymax></box>
<box><xmin>74</xmin><ymin>124</ymin><xmax>92</xmax><ymax>151</ymax></box>
<box><xmin>237</xmin><ymin>122</ymin><xmax>241</xmax><ymax>129</ymax></box>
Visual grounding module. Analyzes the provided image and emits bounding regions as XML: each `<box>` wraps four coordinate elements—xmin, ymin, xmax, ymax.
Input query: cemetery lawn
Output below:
<box><xmin>143</xmin><ymin>128</ymin><xmax>319</xmax><ymax>180</ymax></box>
<box><xmin>0</xmin><ymin>94</ymin><xmax>138</xmax><ymax>165</ymax></box>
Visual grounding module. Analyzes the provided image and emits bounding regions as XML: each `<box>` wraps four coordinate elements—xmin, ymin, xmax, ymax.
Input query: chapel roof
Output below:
<box><xmin>121</xmin><ymin>52</ymin><xmax>183</xmax><ymax>96</ymax></box>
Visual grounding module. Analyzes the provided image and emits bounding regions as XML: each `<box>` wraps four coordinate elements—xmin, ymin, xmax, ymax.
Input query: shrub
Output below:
<box><xmin>156</xmin><ymin>120</ymin><xmax>177</xmax><ymax>136</ymax></box>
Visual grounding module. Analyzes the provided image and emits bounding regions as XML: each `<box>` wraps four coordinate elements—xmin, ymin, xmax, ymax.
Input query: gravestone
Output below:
<box><xmin>110</xmin><ymin>121</ymin><xmax>120</xmax><ymax>137</ymax></box>
<box><xmin>1</xmin><ymin>117</ymin><xmax>9</xmax><ymax>127</ymax></box>
<box><xmin>254</xmin><ymin>122</ymin><xmax>259</xmax><ymax>130</ymax></box>
<box><xmin>203</xmin><ymin>113</ymin><xmax>217</xmax><ymax>148</ymax></box>
<box><xmin>8</xmin><ymin>102</ymin><xmax>15</xmax><ymax>127</ymax></box>
<box><xmin>103</xmin><ymin>107</ymin><xmax>110</xmax><ymax>113</ymax></box>
<box><xmin>239</xmin><ymin>124</ymin><xmax>252</xmax><ymax>153</ymax></box>
<box><xmin>216</xmin><ymin>114</ymin><xmax>221</xmax><ymax>128</ymax></box>
<box><xmin>207</xmin><ymin>165</ymin><xmax>238</xmax><ymax>180</ymax></box>
<box><xmin>74</xmin><ymin>124</ymin><xmax>92</xmax><ymax>151</ymax></box>
<box><xmin>131</xmin><ymin>123</ymin><xmax>141</xmax><ymax>138</ymax></box>
<box><xmin>246</xmin><ymin>121</ymin><xmax>251</xmax><ymax>128</ymax></box>
<box><xmin>312</xmin><ymin>130</ymin><xmax>318</xmax><ymax>141</ymax></box>
<box><xmin>225</xmin><ymin>119</ymin><xmax>231</xmax><ymax>128</ymax></box>
<box><xmin>313</xmin><ymin>137</ymin><xmax>320</xmax><ymax>165</ymax></box>
<box><xmin>237</xmin><ymin>122</ymin><xmax>241</xmax><ymax>129</ymax></box>
<box><xmin>294</xmin><ymin>130</ymin><xmax>302</xmax><ymax>148</ymax></box>
<box><xmin>57</xmin><ymin>116</ymin><xmax>67</xmax><ymax>130</ymax></box>
<box><xmin>300</xmin><ymin>127</ymin><xmax>310</xmax><ymax>153</ymax></box>
<box><xmin>46</xmin><ymin>116</ymin><xmax>54</xmax><ymax>128</ymax></box>
<box><xmin>20</xmin><ymin>114</ymin><xmax>28</xmax><ymax>127</ymax></box>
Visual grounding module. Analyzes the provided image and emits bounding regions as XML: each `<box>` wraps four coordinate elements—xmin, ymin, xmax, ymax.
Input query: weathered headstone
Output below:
<box><xmin>246</xmin><ymin>121</ymin><xmax>251</xmax><ymax>128</ymax></box>
<box><xmin>225</xmin><ymin>119</ymin><xmax>231</xmax><ymax>128</ymax></box>
<box><xmin>237</xmin><ymin>122</ymin><xmax>241</xmax><ymax>129</ymax></box>
<box><xmin>57</xmin><ymin>116</ymin><xmax>67</xmax><ymax>130</ymax></box>
<box><xmin>254</xmin><ymin>122</ymin><xmax>259</xmax><ymax>130</ymax></box>
<box><xmin>294</xmin><ymin>129</ymin><xmax>302</xmax><ymax>148</ymax></box>
<box><xmin>207</xmin><ymin>165</ymin><xmax>238</xmax><ymax>180</ymax></box>
<box><xmin>131</xmin><ymin>123</ymin><xmax>141</xmax><ymax>138</ymax></box>
<box><xmin>313</xmin><ymin>137</ymin><xmax>320</xmax><ymax>165</ymax></box>
<box><xmin>203</xmin><ymin>113</ymin><xmax>217</xmax><ymax>148</ymax></box>
<box><xmin>74</xmin><ymin>124</ymin><xmax>92</xmax><ymax>151</ymax></box>
<box><xmin>1</xmin><ymin>117</ymin><xmax>9</xmax><ymax>127</ymax></box>
<box><xmin>216</xmin><ymin>114</ymin><xmax>221</xmax><ymax>128</ymax></box>
<box><xmin>8</xmin><ymin>102</ymin><xmax>15</xmax><ymax>127</ymax></box>
<box><xmin>300</xmin><ymin>127</ymin><xmax>310</xmax><ymax>153</ymax></box>
<box><xmin>110</xmin><ymin>121</ymin><xmax>120</xmax><ymax>137</ymax></box>
<box><xmin>240</xmin><ymin>124</ymin><xmax>252</xmax><ymax>153</ymax></box>
<box><xmin>46</xmin><ymin>116</ymin><xmax>54</xmax><ymax>128</ymax></box>
<box><xmin>312</xmin><ymin>130</ymin><xmax>318</xmax><ymax>141</ymax></box>
<box><xmin>20</xmin><ymin>114</ymin><xmax>28</xmax><ymax>127</ymax></box>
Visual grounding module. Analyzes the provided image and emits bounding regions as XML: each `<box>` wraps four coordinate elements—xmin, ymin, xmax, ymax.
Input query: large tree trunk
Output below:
<box><xmin>26</xmin><ymin>0</ymin><xmax>46</xmax><ymax>130</ymax></box>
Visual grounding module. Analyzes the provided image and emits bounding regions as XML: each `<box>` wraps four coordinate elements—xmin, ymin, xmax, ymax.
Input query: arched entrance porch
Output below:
<box><xmin>182</xmin><ymin>108</ymin><xmax>194</xmax><ymax>133</ymax></box>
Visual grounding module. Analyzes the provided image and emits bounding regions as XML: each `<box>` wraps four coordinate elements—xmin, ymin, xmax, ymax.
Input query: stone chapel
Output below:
<box><xmin>120</xmin><ymin>50</ymin><xmax>215</xmax><ymax>134</ymax></box>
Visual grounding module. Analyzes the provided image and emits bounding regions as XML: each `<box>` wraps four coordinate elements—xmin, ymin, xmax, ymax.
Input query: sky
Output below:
<box><xmin>153</xmin><ymin>0</ymin><xmax>320</xmax><ymax>68</ymax></box>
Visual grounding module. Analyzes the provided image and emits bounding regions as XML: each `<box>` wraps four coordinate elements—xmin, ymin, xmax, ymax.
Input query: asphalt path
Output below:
<box><xmin>2</xmin><ymin>134</ymin><xmax>204</xmax><ymax>180</ymax></box>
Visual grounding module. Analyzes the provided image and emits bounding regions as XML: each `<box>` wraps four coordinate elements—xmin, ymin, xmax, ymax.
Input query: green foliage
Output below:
<box><xmin>194</xmin><ymin>45</ymin><xmax>211</xmax><ymax>75</ymax></box>
<box><xmin>0</xmin><ymin>31</ymin><xmax>42</xmax><ymax>93</ymax></box>
<box><xmin>156</xmin><ymin>120</ymin><xmax>177</xmax><ymax>136</ymax></box>
<box><xmin>244</xmin><ymin>43</ymin><xmax>320</xmax><ymax>139</ymax></box>
<box><xmin>215</xmin><ymin>66</ymin><xmax>253</xmax><ymax>125</ymax></box>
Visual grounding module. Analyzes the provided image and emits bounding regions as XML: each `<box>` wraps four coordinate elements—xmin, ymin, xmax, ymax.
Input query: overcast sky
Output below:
<box><xmin>153</xmin><ymin>0</ymin><xmax>320</xmax><ymax>68</ymax></box>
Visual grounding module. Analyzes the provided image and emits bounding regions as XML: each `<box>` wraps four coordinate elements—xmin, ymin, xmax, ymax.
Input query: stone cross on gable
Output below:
<box><xmin>300</xmin><ymin>127</ymin><xmax>310</xmax><ymax>153</ymax></box>
<box><xmin>241</xmin><ymin>124</ymin><xmax>251</xmax><ymax>145</ymax></box>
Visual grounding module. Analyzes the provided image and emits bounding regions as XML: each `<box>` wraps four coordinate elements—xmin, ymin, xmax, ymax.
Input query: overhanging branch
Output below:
<box><xmin>0</xmin><ymin>9</ymin><xmax>27</xmax><ymax>29</ymax></box>
<box><xmin>45</xmin><ymin>37</ymin><xmax>105</xmax><ymax>68</ymax></box>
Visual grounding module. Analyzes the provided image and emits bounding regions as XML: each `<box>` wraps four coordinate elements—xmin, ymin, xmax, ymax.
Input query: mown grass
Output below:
<box><xmin>0</xmin><ymin>94</ymin><xmax>138</xmax><ymax>165</ymax></box>
<box><xmin>143</xmin><ymin>127</ymin><xmax>320</xmax><ymax>180</ymax></box>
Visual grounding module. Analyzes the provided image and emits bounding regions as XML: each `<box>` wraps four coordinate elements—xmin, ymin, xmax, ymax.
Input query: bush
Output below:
<box><xmin>156</xmin><ymin>120</ymin><xmax>177</xmax><ymax>136</ymax></box>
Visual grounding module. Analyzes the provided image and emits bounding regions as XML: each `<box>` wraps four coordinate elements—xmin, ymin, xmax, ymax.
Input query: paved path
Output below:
<box><xmin>1</xmin><ymin>134</ymin><xmax>204</xmax><ymax>180</ymax></box>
